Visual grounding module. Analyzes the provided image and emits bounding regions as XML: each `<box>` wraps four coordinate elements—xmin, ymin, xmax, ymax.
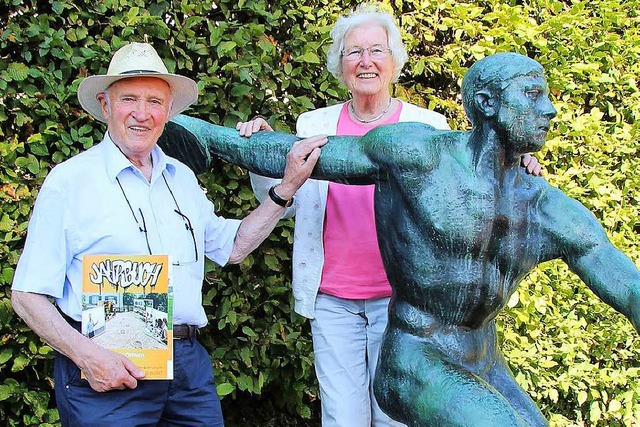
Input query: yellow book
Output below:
<box><xmin>81</xmin><ymin>254</ymin><xmax>173</xmax><ymax>380</ymax></box>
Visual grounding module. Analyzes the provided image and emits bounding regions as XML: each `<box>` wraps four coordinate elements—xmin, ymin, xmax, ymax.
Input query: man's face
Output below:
<box><xmin>97</xmin><ymin>77</ymin><xmax>172</xmax><ymax>161</ymax></box>
<box><xmin>495</xmin><ymin>74</ymin><xmax>557</xmax><ymax>153</ymax></box>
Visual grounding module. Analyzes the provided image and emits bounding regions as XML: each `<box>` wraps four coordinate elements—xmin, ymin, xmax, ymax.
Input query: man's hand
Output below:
<box><xmin>10</xmin><ymin>291</ymin><xmax>145</xmax><ymax>393</ymax></box>
<box><xmin>236</xmin><ymin>117</ymin><xmax>273</xmax><ymax>137</ymax></box>
<box><xmin>79</xmin><ymin>345</ymin><xmax>146</xmax><ymax>392</ymax></box>
<box><xmin>277</xmin><ymin>135</ymin><xmax>327</xmax><ymax>199</ymax></box>
<box><xmin>521</xmin><ymin>154</ymin><xmax>543</xmax><ymax>176</ymax></box>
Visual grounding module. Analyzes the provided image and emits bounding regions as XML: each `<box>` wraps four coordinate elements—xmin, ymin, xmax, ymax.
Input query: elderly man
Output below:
<box><xmin>10</xmin><ymin>42</ymin><xmax>322</xmax><ymax>426</ymax></box>
<box><xmin>160</xmin><ymin>52</ymin><xmax>640</xmax><ymax>426</ymax></box>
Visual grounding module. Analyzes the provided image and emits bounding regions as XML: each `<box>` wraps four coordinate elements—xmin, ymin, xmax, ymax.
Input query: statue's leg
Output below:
<box><xmin>485</xmin><ymin>354</ymin><xmax>548</xmax><ymax>427</ymax></box>
<box><xmin>374</xmin><ymin>329</ymin><xmax>534</xmax><ymax>427</ymax></box>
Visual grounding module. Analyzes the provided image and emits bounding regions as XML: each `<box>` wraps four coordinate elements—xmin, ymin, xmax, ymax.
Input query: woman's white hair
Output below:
<box><xmin>326</xmin><ymin>3</ymin><xmax>408</xmax><ymax>84</ymax></box>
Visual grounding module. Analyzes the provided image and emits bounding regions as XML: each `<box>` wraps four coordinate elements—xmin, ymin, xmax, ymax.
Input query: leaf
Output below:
<box><xmin>577</xmin><ymin>390</ymin><xmax>588</xmax><ymax>405</ymax></box>
<box><xmin>237</xmin><ymin>374</ymin><xmax>253</xmax><ymax>391</ymax></box>
<box><xmin>589</xmin><ymin>401</ymin><xmax>602</xmax><ymax>422</ymax></box>
<box><xmin>240</xmin><ymin>346</ymin><xmax>252</xmax><ymax>367</ymax></box>
<box><xmin>227</xmin><ymin>310</ymin><xmax>237</xmax><ymax>325</ymax></box>
<box><xmin>216</xmin><ymin>41</ymin><xmax>237</xmax><ymax>57</ymax></box>
<box><xmin>230</xmin><ymin>84</ymin><xmax>252</xmax><ymax>97</ymax></box>
<box><xmin>11</xmin><ymin>355</ymin><xmax>29</xmax><ymax>372</ymax></box>
<box><xmin>608</xmin><ymin>399</ymin><xmax>621</xmax><ymax>412</ymax></box>
<box><xmin>0</xmin><ymin>348</ymin><xmax>12</xmax><ymax>365</ymax></box>
<box><xmin>38</xmin><ymin>346</ymin><xmax>54</xmax><ymax>355</ymax></box>
<box><xmin>241</xmin><ymin>326</ymin><xmax>257</xmax><ymax>337</ymax></box>
<box><xmin>0</xmin><ymin>214</ymin><xmax>13</xmax><ymax>232</ymax></box>
<box><xmin>8</xmin><ymin>63</ymin><xmax>29</xmax><ymax>81</ymax></box>
<box><xmin>298</xmin><ymin>51</ymin><xmax>321</xmax><ymax>64</ymax></box>
<box><xmin>0</xmin><ymin>384</ymin><xmax>15</xmax><ymax>401</ymax></box>
<box><xmin>264</xmin><ymin>254</ymin><xmax>279</xmax><ymax>271</ymax></box>
<box><xmin>51</xmin><ymin>1</ymin><xmax>64</xmax><ymax>14</ymax></box>
<box><xmin>215</xmin><ymin>382</ymin><xmax>235</xmax><ymax>396</ymax></box>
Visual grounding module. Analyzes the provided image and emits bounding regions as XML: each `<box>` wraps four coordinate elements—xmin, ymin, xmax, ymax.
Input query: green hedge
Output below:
<box><xmin>1</xmin><ymin>0</ymin><xmax>639</xmax><ymax>425</ymax></box>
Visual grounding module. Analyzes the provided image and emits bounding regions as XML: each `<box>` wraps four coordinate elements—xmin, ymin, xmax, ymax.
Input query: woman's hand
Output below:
<box><xmin>521</xmin><ymin>154</ymin><xmax>543</xmax><ymax>176</ymax></box>
<box><xmin>236</xmin><ymin>117</ymin><xmax>273</xmax><ymax>137</ymax></box>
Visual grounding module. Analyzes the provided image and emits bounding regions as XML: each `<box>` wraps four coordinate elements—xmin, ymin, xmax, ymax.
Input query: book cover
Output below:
<box><xmin>81</xmin><ymin>254</ymin><xmax>173</xmax><ymax>380</ymax></box>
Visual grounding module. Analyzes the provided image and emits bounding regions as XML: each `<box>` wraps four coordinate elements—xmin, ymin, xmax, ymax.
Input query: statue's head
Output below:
<box><xmin>462</xmin><ymin>53</ymin><xmax>557</xmax><ymax>152</ymax></box>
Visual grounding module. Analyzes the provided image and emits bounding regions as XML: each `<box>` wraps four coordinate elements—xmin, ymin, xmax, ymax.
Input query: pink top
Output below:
<box><xmin>319</xmin><ymin>101</ymin><xmax>403</xmax><ymax>299</ymax></box>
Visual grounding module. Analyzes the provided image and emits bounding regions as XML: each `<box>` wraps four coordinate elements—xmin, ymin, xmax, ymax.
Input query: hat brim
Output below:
<box><xmin>77</xmin><ymin>73</ymin><xmax>198</xmax><ymax>122</ymax></box>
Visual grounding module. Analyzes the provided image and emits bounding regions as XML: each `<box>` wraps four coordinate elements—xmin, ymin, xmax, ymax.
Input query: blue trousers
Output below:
<box><xmin>54</xmin><ymin>337</ymin><xmax>224</xmax><ymax>427</ymax></box>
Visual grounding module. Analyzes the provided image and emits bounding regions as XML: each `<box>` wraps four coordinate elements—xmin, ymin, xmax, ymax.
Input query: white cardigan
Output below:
<box><xmin>250</xmin><ymin>101</ymin><xmax>450</xmax><ymax>318</ymax></box>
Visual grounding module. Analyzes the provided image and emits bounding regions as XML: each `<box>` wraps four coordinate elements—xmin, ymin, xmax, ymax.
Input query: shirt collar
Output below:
<box><xmin>102</xmin><ymin>132</ymin><xmax>178</xmax><ymax>182</ymax></box>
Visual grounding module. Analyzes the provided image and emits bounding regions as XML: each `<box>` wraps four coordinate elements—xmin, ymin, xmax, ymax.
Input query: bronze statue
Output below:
<box><xmin>158</xmin><ymin>52</ymin><xmax>640</xmax><ymax>426</ymax></box>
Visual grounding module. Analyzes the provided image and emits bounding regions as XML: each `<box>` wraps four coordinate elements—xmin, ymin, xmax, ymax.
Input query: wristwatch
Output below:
<box><xmin>268</xmin><ymin>185</ymin><xmax>294</xmax><ymax>208</ymax></box>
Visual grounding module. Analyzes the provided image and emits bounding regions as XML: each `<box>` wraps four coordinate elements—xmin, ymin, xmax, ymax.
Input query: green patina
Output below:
<box><xmin>158</xmin><ymin>53</ymin><xmax>640</xmax><ymax>427</ymax></box>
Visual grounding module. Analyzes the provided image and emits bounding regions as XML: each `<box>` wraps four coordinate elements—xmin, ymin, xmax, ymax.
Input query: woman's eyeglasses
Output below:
<box><xmin>341</xmin><ymin>45</ymin><xmax>391</xmax><ymax>61</ymax></box>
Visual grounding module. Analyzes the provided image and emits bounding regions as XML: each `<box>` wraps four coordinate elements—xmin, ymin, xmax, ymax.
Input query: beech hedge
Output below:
<box><xmin>1</xmin><ymin>0</ymin><xmax>639</xmax><ymax>425</ymax></box>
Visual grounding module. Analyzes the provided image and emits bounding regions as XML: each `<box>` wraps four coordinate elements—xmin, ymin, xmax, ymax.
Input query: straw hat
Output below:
<box><xmin>77</xmin><ymin>42</ymin><xmax>198</xmax><ymax>122</ymax></box>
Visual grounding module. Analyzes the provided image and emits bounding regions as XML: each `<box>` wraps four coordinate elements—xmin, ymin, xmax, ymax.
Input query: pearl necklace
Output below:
<box><xmin>349</xmin><ymin>98</ymin><xmax>392</xmax><ymax>124</ymax></box>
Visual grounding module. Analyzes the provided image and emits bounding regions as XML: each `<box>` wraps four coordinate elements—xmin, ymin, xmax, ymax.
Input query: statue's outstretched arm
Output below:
<box><xmin>542</xmin><ymin>189</ymin><xmax>640</xmax><ymax>332</ymax></box>
<box><xmin>165</xmin><ymin>115</ymin><xmax>298</xmax><ymax>178</ymax></box>
<box><xmin>161</xmin><ymin>114</ymin><xmax>380</xmax><ymax>184</ymax></box>
<box><xmin>570</xmin><ymin>240</ymin><xmax>640</xmax><ymax>332</ymax></box>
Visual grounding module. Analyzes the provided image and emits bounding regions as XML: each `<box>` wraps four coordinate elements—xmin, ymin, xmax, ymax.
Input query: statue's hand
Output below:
<box><xmin>236</xmin><ymin>117</ymin><xmax>273</xmax><ymax>137</ymax></box>
<box><xmin>521</xmin><ymin>154</ymin><xmax>544</xmax><ymax>176</ymax></box>
<box><xmin>278</xmin><ymin>135</ymin><xmax>328</xmax><ymax>198</ymax></box>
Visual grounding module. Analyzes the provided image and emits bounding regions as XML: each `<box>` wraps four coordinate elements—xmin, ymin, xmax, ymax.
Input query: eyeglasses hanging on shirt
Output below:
<box><xmin>116</xmin><ymin>172</ymin><xmax>199</xmax><ymax>266</ymax></box>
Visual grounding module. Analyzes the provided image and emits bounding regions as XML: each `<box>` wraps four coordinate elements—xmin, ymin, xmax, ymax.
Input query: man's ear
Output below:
<box><xmin>474</xmin><ymin>90</ymin><xmax>497</xmax><ymax>118</ymax></box>
<box><xmin>97</xmin><ymin>93</ymin><xmax>109</xmax><ymax>118</ymax></box>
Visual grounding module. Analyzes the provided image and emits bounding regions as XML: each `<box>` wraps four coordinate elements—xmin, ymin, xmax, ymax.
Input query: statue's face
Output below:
<box><xmin>496</xmin><ymin>74</ymin><xmax>557</xmax><ymax>153</ymax></box>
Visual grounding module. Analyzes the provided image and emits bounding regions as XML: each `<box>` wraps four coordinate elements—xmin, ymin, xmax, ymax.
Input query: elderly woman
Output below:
<box><xmin>237</xmin><ymin>5</ymin><xmax>540</xmax><ymax>426</ymax></box>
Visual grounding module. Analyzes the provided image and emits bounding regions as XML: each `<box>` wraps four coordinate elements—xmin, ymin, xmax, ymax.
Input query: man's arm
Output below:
<box><xmin>542</xmin><ymin>190</ymin><xmax>640</xmax><ymax>331</ymax></box>
<box><xmin>164</xmin><ymin>115</ymin><xmax>380</xmax><ymax>184</ymax></box>
<box><xmin>11</xmin><ymin>291</ymin><xmax>145</xmax><ymax>391</ymax></box>
<box><xmin>227</xmin><ymin>135</ymin><xmax>325</xmax><ymax>263</ymax></box>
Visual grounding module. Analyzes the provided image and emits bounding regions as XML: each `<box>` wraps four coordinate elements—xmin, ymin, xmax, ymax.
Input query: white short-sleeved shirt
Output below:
<box><xmin>12</xmin><ymin>133</ymin><xmax>241</xmax><ymax>327</ymax></box>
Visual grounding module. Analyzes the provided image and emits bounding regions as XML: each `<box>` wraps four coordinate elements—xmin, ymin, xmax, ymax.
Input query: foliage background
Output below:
<box><xmin>1</xmin><ymin>0</ymin><xmax>639</xmax><ymax>425</ymax></box>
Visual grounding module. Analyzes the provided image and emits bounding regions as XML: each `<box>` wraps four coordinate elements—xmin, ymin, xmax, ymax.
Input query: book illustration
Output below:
<box><xmin>82</xmin><ymin>292</ymin><xmax>169</xmax><ymax>349</ymax></box>
<box><xmin>82</xmin><ymin>254</ymin><xmax>173</xmax><ymax>379</ymax></box>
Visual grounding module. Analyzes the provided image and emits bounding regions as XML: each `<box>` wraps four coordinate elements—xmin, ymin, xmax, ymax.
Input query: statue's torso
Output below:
<box><xmin>374</xmin><ymin>140</ymin><xmax>553</xmax><ymax>334</ymax></box>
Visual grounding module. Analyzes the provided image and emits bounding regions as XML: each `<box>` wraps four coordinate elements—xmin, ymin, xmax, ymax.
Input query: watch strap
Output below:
<box><xmin>268</xmin><ymin>185</ymin><xmax>294</xmax><ymax>207</ymax></box>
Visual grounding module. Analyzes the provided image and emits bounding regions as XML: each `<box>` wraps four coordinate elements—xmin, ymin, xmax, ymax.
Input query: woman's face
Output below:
<box><xmin>341</xmin><ymin>23</ymin><xmax>395</xmax><ymax>99</ymax></box>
